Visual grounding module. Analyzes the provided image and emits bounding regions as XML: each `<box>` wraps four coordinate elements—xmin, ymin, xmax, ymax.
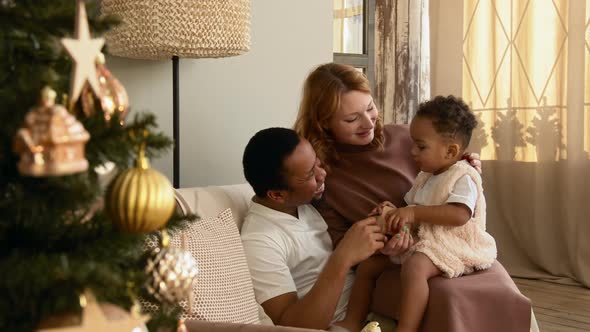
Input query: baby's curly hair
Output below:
<box><xmin>416</xmin><ymin>95</ymin><xmax>477</xmax><ymax>149</ymax></box>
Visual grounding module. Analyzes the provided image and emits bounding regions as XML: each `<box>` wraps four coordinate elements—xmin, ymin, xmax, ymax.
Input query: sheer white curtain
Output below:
<box><xmin>333</xmin><ymin>0</ymin><xmax>364</xmax><ymax>54</ymax></box>
<box><xmin>462</xmin><ymin>0</ymin><xmax>589</xmax><ymax>287</ymax></box>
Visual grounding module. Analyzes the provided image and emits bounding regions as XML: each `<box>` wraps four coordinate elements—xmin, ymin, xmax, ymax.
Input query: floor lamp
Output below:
<box><xmin>102</xmin><ymin>0</ymin><xmax>251</xmax><ymax>188</ymax></box>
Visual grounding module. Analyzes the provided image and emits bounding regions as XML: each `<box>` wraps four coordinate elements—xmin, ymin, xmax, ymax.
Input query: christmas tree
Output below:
<box><xmin>0</xmin><ymin>1</ymin><xmax>195</xmax><ymax>330</ymax></box>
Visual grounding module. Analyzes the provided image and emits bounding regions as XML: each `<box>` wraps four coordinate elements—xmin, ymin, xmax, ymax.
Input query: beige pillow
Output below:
<box><xmin>144</xmin><ymin>208</ymin><xmax>260</xmax><ymax>324</ymax></box>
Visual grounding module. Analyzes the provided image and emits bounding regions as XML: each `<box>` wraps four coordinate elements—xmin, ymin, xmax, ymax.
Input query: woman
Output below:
<box><xmin>294</xmin><ymin>63</ymin><xmax>532</xmax><ymax>332</ymax></box>
<box><xmin>295</xmin><ymin>63</ymin><xmax>417</xmax><ymax>250</ymax></box>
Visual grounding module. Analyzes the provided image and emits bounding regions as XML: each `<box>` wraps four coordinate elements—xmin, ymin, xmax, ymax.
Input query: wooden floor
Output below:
<box><xmin>514</xmin><ymin>278</ymin><xmax>590</xmax><ymax>332</ymax></box>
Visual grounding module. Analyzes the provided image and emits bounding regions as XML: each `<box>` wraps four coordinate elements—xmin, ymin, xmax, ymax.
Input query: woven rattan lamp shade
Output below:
<box><xmin>102</xmin><ymin>0</ymin><xmax>251</xmax><ymax>60</ymax></box>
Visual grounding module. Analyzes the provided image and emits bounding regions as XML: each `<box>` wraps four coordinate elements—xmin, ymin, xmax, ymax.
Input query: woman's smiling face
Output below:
<box><xmin>328</xmin><ymin>90</ymin><xmax>378</xmax><ymax>146</ymax></box>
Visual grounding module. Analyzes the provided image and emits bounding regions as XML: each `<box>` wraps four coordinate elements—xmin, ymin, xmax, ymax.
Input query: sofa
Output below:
<box><xmin>172</xmin><ymin>183</ymin><xmax>540</xmax><ymax>332</ymax></box>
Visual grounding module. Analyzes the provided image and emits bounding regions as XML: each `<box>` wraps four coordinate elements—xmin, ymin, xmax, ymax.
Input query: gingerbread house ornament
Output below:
<box><xmin>14</xmin><ymin>87</ymin><xmax>90</xmax><ymax>177</ymax></box>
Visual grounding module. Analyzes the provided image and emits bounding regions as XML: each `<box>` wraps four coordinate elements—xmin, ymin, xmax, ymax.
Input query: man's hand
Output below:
<box><xmin>333</xmin><ymin>217</ymin><xmax>386</xmax><ymax>268</ymax></box>
<box><xmin>384</xmin><ymin>206</ymin><xmax>415</xmax><ymax>234</ymax></box>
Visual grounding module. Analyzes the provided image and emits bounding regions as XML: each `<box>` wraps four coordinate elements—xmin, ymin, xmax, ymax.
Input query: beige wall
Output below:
<box><xmin>429</xmin><ymin>0</ymin><xmax>463</xmax><ymax>97</ymax></box>
<box><xmin>106</xmin><ymin>0</ymin><xmax>333</xmax><ymax>187</ymax></box>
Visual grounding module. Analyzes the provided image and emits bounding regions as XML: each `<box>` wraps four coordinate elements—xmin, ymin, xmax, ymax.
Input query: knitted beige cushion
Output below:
<box><xmin>102</xmin><ymin>0</ymin><xmax>251</xmax><ymax>60</ymax></box>
<box><xmin>143</xmin><ymin>208</ymin><xmax>260</xmax><ymax>323</ymax></box>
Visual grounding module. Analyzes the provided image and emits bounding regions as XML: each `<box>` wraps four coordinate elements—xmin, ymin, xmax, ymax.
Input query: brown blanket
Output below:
<box><xmin>371</xmin><ymin>260</ymin><xmax>531</xmax><ymax>332</ymax></box>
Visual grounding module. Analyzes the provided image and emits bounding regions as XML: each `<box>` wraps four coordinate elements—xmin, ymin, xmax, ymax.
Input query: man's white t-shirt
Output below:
<box><xmin>241</xmin><ymin>201</ymin><xmax>354</xmax><ymax>322</ymax></box>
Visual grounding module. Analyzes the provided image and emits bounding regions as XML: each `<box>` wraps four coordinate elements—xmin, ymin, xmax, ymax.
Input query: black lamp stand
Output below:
<box><xmin>172</xmin><ymin>56</ymin><xmax>180</xmax><ymax>188</ymax></box>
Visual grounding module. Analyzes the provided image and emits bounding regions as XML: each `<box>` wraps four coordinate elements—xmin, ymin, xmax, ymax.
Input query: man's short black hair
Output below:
<box><xmin>243</xmin><ymin>127</ymin><xmax>301</xmax><ymax>198</ymax></box>
<box><xmin>416</xmin><ymin>95</ymin><xmax>477</xmax><ymax>149</ymax></box>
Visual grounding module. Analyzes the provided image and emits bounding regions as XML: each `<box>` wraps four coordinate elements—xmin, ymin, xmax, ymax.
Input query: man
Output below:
<box><xmin>241</xmin><ymin>127</ymin><xmax>387</xmax><ymax>330</ymax></box>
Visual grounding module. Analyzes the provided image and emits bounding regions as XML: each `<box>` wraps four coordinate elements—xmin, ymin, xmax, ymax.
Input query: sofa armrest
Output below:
<box><xmin>175</xmin><ymin>184</ymin><xmax>254</xmax><ymax>230</ymax></box>
<box><xmin>184</xmin><ymin>320</ymin><xmax>324</xmax><ymax>332</ymax></box>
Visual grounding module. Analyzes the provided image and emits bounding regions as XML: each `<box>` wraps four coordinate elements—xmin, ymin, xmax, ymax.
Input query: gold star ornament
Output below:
<box><xmin>37</xmin><ymin>291</ymin><xmax>149</xmax><ymax>332</ymax></box>
<box><xmin>61</xmin><ymin>0</ymin><xmax>105</xmax><ymax>105</ymax></box>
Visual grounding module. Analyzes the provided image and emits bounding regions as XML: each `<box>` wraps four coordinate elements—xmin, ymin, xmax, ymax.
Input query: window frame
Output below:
<box><xmin>333</xmin><ymin>0</ymin><xmax>376</xmax><ymax>91</ymax></box>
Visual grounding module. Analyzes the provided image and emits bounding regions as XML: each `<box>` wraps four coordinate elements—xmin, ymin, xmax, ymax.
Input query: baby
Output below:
<box><xmin>378</xmin><ymin>95</ymin><xmax>497</xmax><ymax>332</ymax></box>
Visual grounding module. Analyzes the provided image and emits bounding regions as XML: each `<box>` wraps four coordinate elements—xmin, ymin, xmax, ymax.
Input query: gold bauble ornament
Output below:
<box><xmin>13</xmin><ymin>86</ymin><xmax>90</xmax><ymax>177</ymax></box>
<box><xmin>105</xmin><ymin>149</ymin><xmax>175</xmax><ymax>233</ymax></box>
<box><xmin>145</xmin><ymin>232</ymin><xmax>198</xmax><ymax>306</ymax></box>
<box><xmin>37</xmin><ymin>290</ymin><xmax>149</xmax><ymax>332</ymax></box>
<box><xmin>80</xmin><ymin>53</ymin><xmax>129</xmax><ymax>123</ymax></box>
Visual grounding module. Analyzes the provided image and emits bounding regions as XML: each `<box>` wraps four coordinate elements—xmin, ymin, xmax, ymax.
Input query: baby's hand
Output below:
<box><xmin>384</xmin><ymin>206</ymin><xmax>415</xmax><ymax>234</ymax></box>
<box><xmin>376</xmin><ymin>205</ymin><xmax>396</xmax><ymax>235</ymax></box>
<box><xmin>369</xmin><ymin>201</ymin><xmax>397</xmax><ymax>217</ymax></box>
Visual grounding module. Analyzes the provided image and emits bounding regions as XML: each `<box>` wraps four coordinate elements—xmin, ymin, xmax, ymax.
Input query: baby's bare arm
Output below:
<box><xmin>411</xmin><ymin>203</ymin><xmax>471</xmax><ymax>227</ymax></box>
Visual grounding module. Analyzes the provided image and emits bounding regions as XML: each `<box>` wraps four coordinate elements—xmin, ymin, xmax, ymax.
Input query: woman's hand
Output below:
<box><xmin>368</xmin><ymin>201</ymin><xmax>397</xmax><ymax>217</ymax></box>
<box><xmin>380</xmin><ymin>230</ymin><xmax>413</xmax><ymax>257</ymax></box>
<box><xmin>462</xmin><ymin>152</ymin><xmax>482</xmax><ymax>174</ymax></box>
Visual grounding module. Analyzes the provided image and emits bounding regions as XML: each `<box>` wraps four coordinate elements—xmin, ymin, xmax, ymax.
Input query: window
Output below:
<box><xmin>333</xmin><ymin>0</ymin><xmax>375</xmax><ymax>90</ymax></box>
<box><xmin>462</xmin><ymin>0</ymin><xmax>589</xmax><ymax>162</ymax></box>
